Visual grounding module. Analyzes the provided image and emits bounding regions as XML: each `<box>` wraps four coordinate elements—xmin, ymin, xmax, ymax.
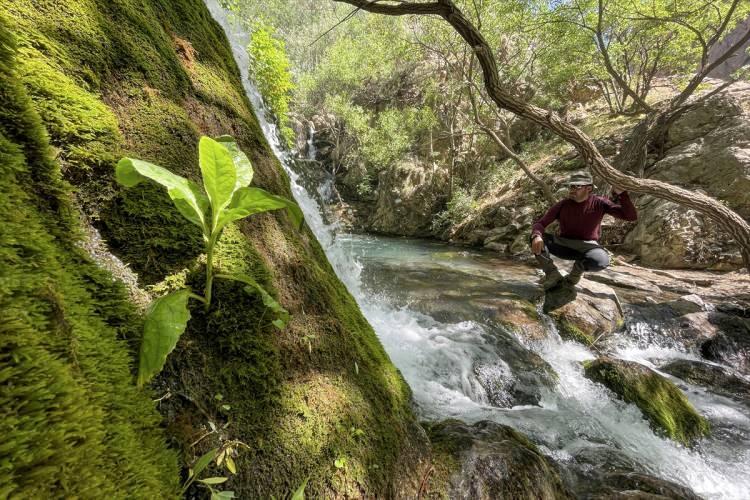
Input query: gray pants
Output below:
<box><xmin>536</xmin><ymin>233</ymin><xmax>609</xmax><ymax>275</ymax></box>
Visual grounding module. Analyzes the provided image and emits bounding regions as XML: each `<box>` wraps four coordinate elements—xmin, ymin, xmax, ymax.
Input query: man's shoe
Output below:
<box><xmin>542</xmin><ymin>269</ymin><xmax>564</xmax><ymax>290</ymax></box>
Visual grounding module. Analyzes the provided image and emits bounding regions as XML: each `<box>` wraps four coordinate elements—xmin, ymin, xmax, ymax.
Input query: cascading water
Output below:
<box><xmin>205</xmin><ymin>2</ymin><xmax>750</xmax><ymax>497</ymax></box>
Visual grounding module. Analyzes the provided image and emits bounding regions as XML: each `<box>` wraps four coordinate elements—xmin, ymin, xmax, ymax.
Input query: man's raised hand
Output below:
<box><xmin>531</xmin><ymin>235</ymin><xmax>544</xmax><ymax>255</ymax></box>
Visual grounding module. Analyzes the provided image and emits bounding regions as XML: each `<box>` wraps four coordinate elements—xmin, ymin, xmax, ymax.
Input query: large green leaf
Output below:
<box><xmin>191</xmin><ymin>448</ymin><xmax>218</xmax><ymax>480</ymax></box>
<box><xmin>199</xmin><ymin>136</ymin><xmax>237</xmax><ymax>227</ymax></box>
<box><xmin>215</xmin><ymin>186</ymin><xmax>303</xmax><ymax>233</ymax></box>
<box><xmin>215</xmin><ymin>135</ymin><xmax>253</xmax><ymax>190</ymax></box>
<box><xmin>116</xmin><ymin>158</ymin><xmax>209</xmax><ymax>230</ymax></box>
<box><xmin>137</xmin><ymin>289</ymin><xmax>192</xmax><ymax>387</ymax></box>
<box><xmin>223</xmin><ymin>272</ymin><xmax>290</xmax><ymax>329</ymax></box>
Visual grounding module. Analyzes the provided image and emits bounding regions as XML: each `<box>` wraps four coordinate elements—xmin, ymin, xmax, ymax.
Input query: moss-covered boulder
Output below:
<box><xmin>424</xmin><ymin>419</ymin><xmax>573</xmax><ymax>499</ymax></box>
<box><xmin>583</xmin><ymin>357</ymin><xmax>710</xmax><ymax>445</ymax></box>
<box><xmin>1</xmin><ymin>0</ymin><xmax>430</xmax><ymax>496</ymax></box>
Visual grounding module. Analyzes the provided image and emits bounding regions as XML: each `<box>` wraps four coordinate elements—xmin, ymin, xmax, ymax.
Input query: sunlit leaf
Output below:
<box><xmin>213</xmin><ymin>491</ymin><xmax>236</xmax><ymax>500</ymax></box>
<box><xmin>198</xmin><ymin>477</ymin><xmax>229</xmax><ymax>485</ymax></box>
<box><xmin>116</xmin><ymin>158</ymin><xmax>208</xmax><ymax>230</ymax></box>
<box><xmin>215</xmin><ymin>135</ymin><xmax>253</xmax><ymax>189</ymax></box>
<box><xmin>225</xmin><ymin>456</ymin><xmax>237</xmax><ymax>474</ymax></box>
<box><xmin>216</xmin><ymin>186</ymin><xmax>303</xmax><ymax>233</ymax></box>
<box><xmin>137</xmin><ymin>289</ymin><xmax>191</xmax><ymax>387</ymax></box>
<box><xmin>199</xmin><ymin>136</ymin><xmax>237</xmax><ymax>227</ymax></box>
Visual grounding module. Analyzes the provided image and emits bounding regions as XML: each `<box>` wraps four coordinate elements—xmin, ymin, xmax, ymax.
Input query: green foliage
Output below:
<box><xmin>117</xmin><ymin>135</ymin><xmax>302</xmax><ymax>386</ymax></box>
<box><xmin>432</xmin><ymin>187</ymin><xmax>478</xmax><ymax>232</ymax></box>
<box><xmin>137</xmin><ymin>289</ymin><xmax>192</xmax><ymax>386</ymax></box>
<box><xmin>248</xmin><ymin>24</ymin><xmax>295</xmax><ymax>144</ymax></box>
<box><xmin>528</xmin><ymin>0</ymin><xmax>750</xmax><ymax>109</ymax></box>
<box><xmin>323</xmin><ymin>94</ymin><xmax>436</xmax><ymax>189</ymax></box>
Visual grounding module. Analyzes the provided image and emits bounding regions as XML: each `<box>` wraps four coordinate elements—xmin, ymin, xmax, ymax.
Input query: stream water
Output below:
<box><xmin>206</xmin><ymin>2</ymin><xmax>750</xmax><ymax>497</ymax></box>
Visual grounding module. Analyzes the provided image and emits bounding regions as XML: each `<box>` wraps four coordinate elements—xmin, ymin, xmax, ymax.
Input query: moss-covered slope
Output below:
<box><xmin>1</xmin><ymin>0</ymin><xmax>427</xmax><ymax>497</ymax></box>
<box><xmin>0</xmin><ymin>12</ymin><xmax>179</xmax><ymax>498</ymax></box>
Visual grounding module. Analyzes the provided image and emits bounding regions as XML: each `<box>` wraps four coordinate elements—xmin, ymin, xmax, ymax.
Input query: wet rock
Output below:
<box><xmin>700</xmin><ymin>312</ymin><xmax>750</xmax><ymax>375</ymax></box>
<box><xmin>566</xmin><ymin>445</ymin><xmax>701</xmax><ymax>499</ymax></box>
<box><xmin>478</xmin><ymin>327</ymin><xmax>558</xmax><ymax>407</ymax></box>
<box><xmin>425</xmin><ymin>419</ymin><xmax>573</xmax><ymax>499</ymax></box>
<box><xmin>660</xmin><ymin>359</ymin><xmax>750</xmax><ymax>405</ymax></box>
<box><xmin>587</xmin><ymin>473</ymin><xmax>702</xmax><ymax>499</ymax></box>
<box><xmin>583</xmin><ymin>357</ymin><xmax>710</xmax><ymax>445</ymax></box>
<box><xmin>492</xmin><ymin>297</ymin><xmax>546</xmax><ymax>342</ymax></box>
<box><xmin>548</xmin><ymin>279</ymin><xmax>624</xmax><ymax>345</ymax></box>
<box><xmin>484</xmin><ymin>242</ymin><xmax>506</xmax><ymax>253</ymax></box>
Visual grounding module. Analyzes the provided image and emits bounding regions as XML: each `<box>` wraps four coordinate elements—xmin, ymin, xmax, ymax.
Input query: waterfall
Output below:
<box><xmin>203</xmin><ymin>2</ymin><xmax>750</xmax><ymax>497</ymax></box>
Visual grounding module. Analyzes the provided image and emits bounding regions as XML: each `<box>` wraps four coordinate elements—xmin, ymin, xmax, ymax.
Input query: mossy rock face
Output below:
<box><xmin>0</xmin><ymin>10</ymin><xmax>179</xmax><ymax>497</ymax></box>
<box><xmin>583</xmin><ymin>357</ymin><xmax>710</xmax><ymax>445</ymax></box>
<box><xmin>1</xmin><ymin>0</ymin><xmax>431</xmax><ymax>496</ymax></box>
<box><xmin>424</xmin><ymin>419</ymin><xmax>573</xmax><ymax>499</ymax></box>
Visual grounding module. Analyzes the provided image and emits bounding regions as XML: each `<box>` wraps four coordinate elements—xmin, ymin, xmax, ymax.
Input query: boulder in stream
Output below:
<box><xmin>583</xmin><ymin>357</ymin><xmax>710</xmax><ymax>445</ymax></box>
<box><xmin>660</xmin><ymin>359</ymin><xmax>750</xmax><ymax>405</ymax></box>
<box><xmin>548</xmin><ymin>279</ymin><xmax>624</xmax><ymax>346</ymax></box>
<box><xmin>700</xmin><ymin>312</ymin><xmax>750</xmax><ymax>375</ymax></box>
<box><xmin>425</xmin><ymin>419</ymin><xmax>573</xmax><ymax>499</ymax></box>
<box><xmin>566</xmin><ymin>444</ymin><xmax>702</xmax><ymax>499</ymax></box>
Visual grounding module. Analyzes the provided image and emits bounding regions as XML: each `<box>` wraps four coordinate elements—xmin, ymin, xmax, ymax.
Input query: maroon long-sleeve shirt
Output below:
<box><xmin>531</xmin><ymin>192</ymin><xmax>637</xmax><ymax>241</ymax></box>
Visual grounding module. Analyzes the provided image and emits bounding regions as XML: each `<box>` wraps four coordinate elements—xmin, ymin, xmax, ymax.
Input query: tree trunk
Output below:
<box><xmin>334</xmin><ymin>0</ymin><xmax>750</xmax><ymax>272</ymax></box>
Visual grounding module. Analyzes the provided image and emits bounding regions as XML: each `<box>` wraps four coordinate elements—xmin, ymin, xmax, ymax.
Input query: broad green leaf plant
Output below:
<box><xmin>116</xmin><ymin>136</ymin><xmax>303</xmax><ymax>387</ymax></box>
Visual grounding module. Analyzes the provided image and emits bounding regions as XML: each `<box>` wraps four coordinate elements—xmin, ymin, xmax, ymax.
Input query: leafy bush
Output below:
<box><xmin>116</xmin><ymin>135</ymin><xmax>302</xmax><ymax>386</ymax></box>
<box><xmin>431</xmin><ymin>187</ymin><xmax>477</xmax><ymax>232</ymax></box>
<box><xmin>248</xmin><ymin>24</ymin><xmax>294</xmax><ymax>144</ymax></box>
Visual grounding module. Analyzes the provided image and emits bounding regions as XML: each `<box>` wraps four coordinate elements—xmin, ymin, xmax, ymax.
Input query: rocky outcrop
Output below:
<box><xmin>624</xmin><ymin>82</ymin><xmax>750</xmax><ymax>270</ymax></box>
<box><xmin>583</xmin><ymin>357</ymin><xmax>710</xmax><ymax>445</ymax></box>
<box><xmin>426</xmin><ymin>420</ymin><xmax>573</xmax><ymax>499</ymax></box>
<box><xmin>368</xmin><ymin>159</ymin><xmax>449</xmax><ymax>236</ymax></box>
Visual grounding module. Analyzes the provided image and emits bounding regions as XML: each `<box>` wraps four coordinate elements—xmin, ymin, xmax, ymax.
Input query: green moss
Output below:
<box><xmin>583</xmin><ymin>357</ymin><xmax>710</xmax><ymax>445</ymax></box>
<box><xmin>557</xmin><ymin>319</ymin><xmax>595</xmax><ymax>345</ymax></box>
<box><xmin>0</xmin><ymin>12</ymin><xmax>179</xmax><ymax>496</ymax></box>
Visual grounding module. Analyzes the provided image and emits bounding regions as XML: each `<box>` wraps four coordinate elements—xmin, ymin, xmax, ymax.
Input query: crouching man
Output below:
<box><xmin>530</xmin><ymin>171</ymin><xmax>637</xmax><ymax>290</ymax></box>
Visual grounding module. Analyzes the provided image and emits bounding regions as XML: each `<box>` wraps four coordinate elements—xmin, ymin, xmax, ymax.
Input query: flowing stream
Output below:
<box><xmin>205</xmin><ymin>3</ymin><xmax>750</xmax><ymax>497</ymax></box>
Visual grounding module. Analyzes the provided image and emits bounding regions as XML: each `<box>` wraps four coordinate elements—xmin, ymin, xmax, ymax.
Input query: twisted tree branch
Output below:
<box><xmin>333</xmin><ymin>0</ymin><xmax>750</xmax><ymax>270</ymax></box>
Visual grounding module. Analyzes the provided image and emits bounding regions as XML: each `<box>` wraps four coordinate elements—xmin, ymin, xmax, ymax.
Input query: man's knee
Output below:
<box><xmin>583</xmin><ymin>248</ymin><xmax>609</xmax><ymax>271</ymax></box>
